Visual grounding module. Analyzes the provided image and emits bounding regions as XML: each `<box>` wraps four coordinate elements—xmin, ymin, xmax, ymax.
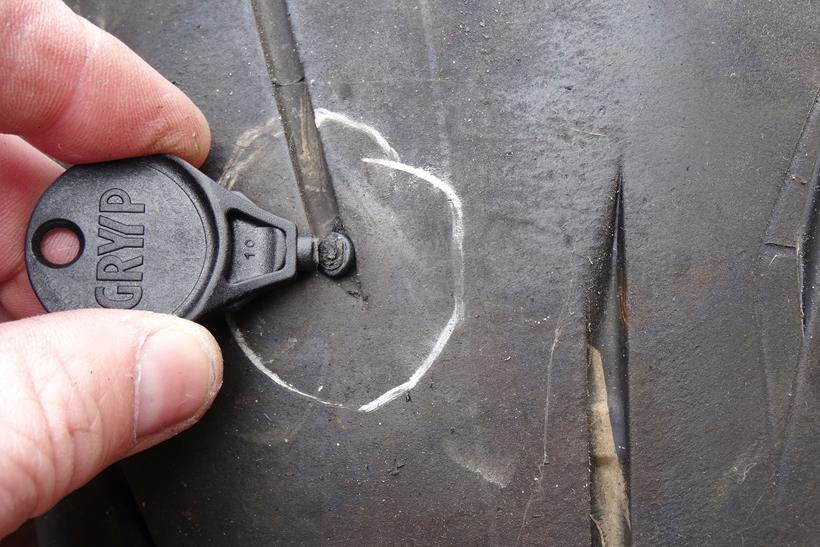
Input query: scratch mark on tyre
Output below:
<box><xmin>514</xmin><ymin>275</ymin><xmax>575</xmax><ymax>546</ymax></box>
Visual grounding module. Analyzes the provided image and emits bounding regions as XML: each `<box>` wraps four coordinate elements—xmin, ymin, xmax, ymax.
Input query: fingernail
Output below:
<box><xmin>135</xmin><ymin>323</ymin><xmax>221</xmax><ymax>438</ymax></box>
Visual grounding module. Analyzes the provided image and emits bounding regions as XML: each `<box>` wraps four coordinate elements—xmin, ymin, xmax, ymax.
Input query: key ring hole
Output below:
<box><xmin>32</xmin><ymin>220</ymin><xmax>84</xmax><ymax>268</ymax></box>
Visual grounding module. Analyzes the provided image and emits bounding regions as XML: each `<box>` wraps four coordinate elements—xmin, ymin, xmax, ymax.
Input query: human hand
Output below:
<box><xmin>0</xmin><ymin>0</ymin><xmax>223</xmax><ymax>536</ymax></box>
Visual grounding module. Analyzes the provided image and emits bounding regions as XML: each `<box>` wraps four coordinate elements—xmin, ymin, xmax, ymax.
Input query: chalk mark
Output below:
<box><xmin>218</xmin><ymin>117</ymin><xmax>283</xmax><ymax>190</ymax></box>
<box><xmin>226</xmin><ymin>315</ymin><xmax>342</xmax><ymax>407</ymax></box>
<box><xmin>444</xmin><ymin>441</ymin><xmax>515</xmax><ymax>488</ymax></box>
<box><xmin>218</xmin><ymin>110</ymin><xmax>399</xmax><ymax>190</ymax></box>
<box><xmin>224</xmin><ymin>111</ymin><xmax>464</xmax><ymax>413</ymax></box>
<box><xmin>314</xmin><ymin>108</ymin><xmax>400</xmax><ymax>162</ymax></box>
<box><xmin>357</xmin><ymin>159</ymin><xmax>465</xmax><ymax>412</ymax></box>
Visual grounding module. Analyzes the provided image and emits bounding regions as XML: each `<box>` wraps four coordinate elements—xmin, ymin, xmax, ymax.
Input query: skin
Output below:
<box><xmin>0</xmin><ymin>0</ymin><xmax>224</xmax><ymax>537</ymax></box>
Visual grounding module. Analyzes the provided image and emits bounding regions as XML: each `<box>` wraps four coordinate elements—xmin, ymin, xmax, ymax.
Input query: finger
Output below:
<box><xmin>0</xmin><ymin>309</ymin><xmax>223</xmax><ymax>537</ymax></box>
<box><xmin>0</xmin><ymin>306</ymin><xmax>13</xmax><ymax>324</ymax></box>
<box><xmin>0</xmin><ymin>135</ymin><xmax>61</xmax><ymax>318</ymax></box>
<box><xmin>0</xmin><ymin>0</ymin><xmax>210</xmax><ymax>166</ymax></box>
<box><xmin>0</xmin><ymin>270</ymin><xmax>45</xmax><ymax>320</ymax></box>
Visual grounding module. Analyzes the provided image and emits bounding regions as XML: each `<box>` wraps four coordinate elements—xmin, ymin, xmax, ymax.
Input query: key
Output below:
<box><xmin>25</xmin><ymin>155</ymin><xmax>354</xmax><ymax>320</ymax></box>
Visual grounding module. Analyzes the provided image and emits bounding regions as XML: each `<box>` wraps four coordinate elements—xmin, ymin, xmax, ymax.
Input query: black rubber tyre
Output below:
<box><xmin>38</xmin><ymin>1</ymin><xmax>820</xmax><ymax>545</ymax></box>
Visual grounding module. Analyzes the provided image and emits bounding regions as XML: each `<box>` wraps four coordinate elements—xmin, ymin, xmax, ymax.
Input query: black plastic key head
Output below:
<box><xmin>24</xmin><ymin>155</ymin><xmax>330</xmax><ymax>320</ymax></box>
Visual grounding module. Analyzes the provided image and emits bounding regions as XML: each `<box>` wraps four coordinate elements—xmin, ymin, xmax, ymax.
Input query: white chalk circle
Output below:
<box><xmin>222</xmin><ymin>109</ymin><xmax>465</xmax><ymax>412</ymax></box>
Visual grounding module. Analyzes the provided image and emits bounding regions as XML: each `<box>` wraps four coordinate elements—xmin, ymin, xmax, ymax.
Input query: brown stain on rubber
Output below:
<box><xmin>588</xmin><ymin>346</ymin><xmax>631</xmax><ymax>547</ymax></box>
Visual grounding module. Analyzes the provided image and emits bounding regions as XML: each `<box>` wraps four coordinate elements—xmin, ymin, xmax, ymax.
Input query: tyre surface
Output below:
<box><xmin>38</xmin><ymin>1</ymin><xmax>820</xmax><ymax>545</ymax></box>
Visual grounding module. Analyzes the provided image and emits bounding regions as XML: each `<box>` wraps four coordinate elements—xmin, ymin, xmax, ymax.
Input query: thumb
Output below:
<box><xmin>0</xmin><ymin>309</ymin><xmax>222</xmax><ymax>537</ymax></box>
